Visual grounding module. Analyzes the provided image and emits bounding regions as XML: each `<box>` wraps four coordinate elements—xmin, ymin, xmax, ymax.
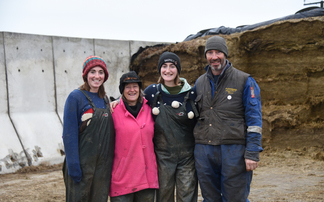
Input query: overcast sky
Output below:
<box><xmin>0</xmin><ymin>0</ymin><xmax>316</xmax><ymax>43</ymax></box>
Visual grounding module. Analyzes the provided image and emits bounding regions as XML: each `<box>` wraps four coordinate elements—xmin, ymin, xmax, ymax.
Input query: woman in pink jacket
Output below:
<box><xmin>109</xmin><ymin>71</ymin><xmax>159</xmax><ymax>202</ymax></box>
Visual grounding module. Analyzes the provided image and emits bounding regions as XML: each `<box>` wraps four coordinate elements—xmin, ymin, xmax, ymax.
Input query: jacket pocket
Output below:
<box><xmin>193</xmin><ymin>116</ymin><xmax>208</xmax><ymax>141</ymax></box>
<box><xmin>221</xmin><ymin>118</ymin><xmax>246</xmax><ymax>141</ymax></box>
<box><xmin>112</xmin><ymin>157</ymin><xmax>125</xmax><ymax>182</ymax></box>
<box><xmin>249</xmin><ymin>98</ymin><xmax>257</xmax><ymax>106</ymax></box>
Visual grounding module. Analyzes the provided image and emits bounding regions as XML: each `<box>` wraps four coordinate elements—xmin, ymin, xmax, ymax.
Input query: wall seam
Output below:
<box><xmin>51</xmin><ymin>36</ymin><xmax>62</xmax><ymax>125</ymax></box>
<box><xmin>3</xmin><ymin>32</ymin><xmax>32</xmax><ymax>166</ymax></box>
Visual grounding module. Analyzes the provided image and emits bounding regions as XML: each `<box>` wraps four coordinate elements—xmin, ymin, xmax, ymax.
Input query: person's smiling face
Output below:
<box><xmin>87</xmin><ymin>66</ymin><xmax>105</xmax><ymax>92</ymax></box>
<box><xmin>123</xmin><ymin>82</ymin><xmax>139</xmax><ymax>106</ymax></box>
<box><xmin>160</xmin><ymin>62</ymin><xmax>178</xmax><ymax>86</ymax></box>
<box><xmin>206</xmin><ymin>50</ymin><xmax>226</xmax><ymax>75</ymax></box>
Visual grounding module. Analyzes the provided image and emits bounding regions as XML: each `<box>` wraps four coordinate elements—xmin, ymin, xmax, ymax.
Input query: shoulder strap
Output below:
<box><xmin>189</xmin><ymin>97</ymin><xmax>199</xmax><ymax>118</ymax></box>
<box><xmin>104</xmin><ymin>95</ymin><xmax>110</xmax><ymax>109</ymax></box>
<box><xmin>182</xmin><ymin>91</ymin><xmax>190</xmax><ymax>105</ymax></box>
<box><xmin>79</xmin><ymin>89</ymin><xmax>96</xmax><ymax>109</ymax></box>
<box><xmin>183</xmin><ymin>91</ymin><xmax>199</xmax><ymax>118</ymax></box>
<box><xmin>152</xmin><ymin>84</ymin><xmax>162</xmax><ymax>108</ymax></box>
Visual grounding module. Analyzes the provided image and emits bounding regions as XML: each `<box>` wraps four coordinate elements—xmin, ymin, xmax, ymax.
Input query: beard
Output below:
<box><xmin>210</xmin><ymin>59</ymin><xmax>226</xmax><ymax>72</ymax></box>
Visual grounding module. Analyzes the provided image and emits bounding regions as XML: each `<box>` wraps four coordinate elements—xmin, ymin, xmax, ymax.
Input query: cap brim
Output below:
<box><xmin>123</xmin><ymin>80</ymin><xmax>141</xmax><ymax>83</ymax></box>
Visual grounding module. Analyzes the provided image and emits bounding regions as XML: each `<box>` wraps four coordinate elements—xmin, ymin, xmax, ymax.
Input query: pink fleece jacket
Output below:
<box><xmin>109</xmin><ymin>98</ymin><xmax>159</xmax><ymax>197</ymax></box>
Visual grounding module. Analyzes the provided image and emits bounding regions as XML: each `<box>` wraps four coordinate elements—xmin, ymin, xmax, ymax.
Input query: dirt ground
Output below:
<box><xmin>0</xmin><ymin>148</ymin><xmax>323</xmax><ymax>202</ymax></box>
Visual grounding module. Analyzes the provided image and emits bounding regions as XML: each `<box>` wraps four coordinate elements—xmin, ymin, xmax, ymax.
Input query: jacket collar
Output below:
<box><xmin>160</xmin><ymin>77</ymin><xmax>192</xmax><ymax>94</ymax></box>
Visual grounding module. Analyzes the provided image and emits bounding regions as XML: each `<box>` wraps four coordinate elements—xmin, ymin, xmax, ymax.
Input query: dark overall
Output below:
<box><xmin>153</xmin><ymin>91</ymin><xmax>198</xmax><ymax>202</ymax></box>
<box><xmin>63</xmin><ymin>90</ymin><xmax>115</xmax><ymax>202</ymax></box>
<box><xmin>110</xmin><ymin>189</ymin><xmax>155</xmax><ymax>202</ymax></box>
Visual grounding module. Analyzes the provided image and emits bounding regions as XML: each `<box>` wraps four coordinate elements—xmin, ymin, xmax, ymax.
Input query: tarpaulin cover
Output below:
<box><xmin>183</xmin><ymin>7</ymin><xmax>324</xmax><ymax>41</ymax></box>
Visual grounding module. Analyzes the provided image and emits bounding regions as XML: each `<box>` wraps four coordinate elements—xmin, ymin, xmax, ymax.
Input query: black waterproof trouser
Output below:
<box><xmin>63</xmin><ymin>91</ymin><xmax>115</xmax><ymax>202</ymax></box>
<box><xmin>110</xmin><ymin>189</ymin><xmax>155</xmax><ymax>202</ymax></box>
<box><xmin>153</xmin><ymin>95</ymin><xmax>198</xmax><ymax>202</ymax></box>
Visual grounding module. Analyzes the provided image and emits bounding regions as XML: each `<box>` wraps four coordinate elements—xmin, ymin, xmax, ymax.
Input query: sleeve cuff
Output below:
<box><xmin>244</xmin><ymin>150</ymin><xmax>260</xmax><ymax>162</ymax></box>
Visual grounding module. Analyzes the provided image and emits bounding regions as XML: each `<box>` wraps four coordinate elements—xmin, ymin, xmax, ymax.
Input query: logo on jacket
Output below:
<box><xmin>177</xmin><ymin>112</ymin><xmax>185</xmax><ymax>116</ymax></box>
<box><xmin>103</xmin><ymin>113</ymin><xmax>109</xmax><ymax>117</ymax></box>
<box><xmin>250</xmin><ymin>87</ymin><xmax>255</xmax><ymax>98</ymax></box>
<box><xmin>225</xmin><ymin>88</ymin><xmax>237</xmax><ymax>94</ymax></box>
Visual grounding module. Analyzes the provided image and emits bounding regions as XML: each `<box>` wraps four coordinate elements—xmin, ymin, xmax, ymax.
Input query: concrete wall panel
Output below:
<box><xmin>0</xmin><ymin>33</ymin><xmax>25</xmax><ymax>173</ymax></box>
<box><xmin>53</xmin><ymin>37</ymin><xmax>95</xmax><ymax>120</ymax></box>
<box><xmin>4</xmin><ymin>33</ymin><xmax>63</xmax><ymax>167</ymax></box>
<box><xmin>0</xmin><ymin>32</ymin><xmax>164</xmax><ymax>174</ymax></box>
<box><xmin>95</xmin><ymin>39</ymin><xmax>130</xmax><ymax>99</ymax></box>
<box><xmin>0</xmin><ymin>33</ymin><xmax>7</xmax><ymax>115</ymax></box>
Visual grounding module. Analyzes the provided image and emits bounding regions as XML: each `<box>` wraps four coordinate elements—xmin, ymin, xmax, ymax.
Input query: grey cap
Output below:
<box><xmin>204</xmin><ymin>36</ymin><xmax>228</xmax><ymax>57</ymax></box>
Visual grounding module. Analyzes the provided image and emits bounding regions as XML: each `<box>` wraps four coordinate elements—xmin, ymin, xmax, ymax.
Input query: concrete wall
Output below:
<box><xmin>0</xmin><ymin>32</ymin><xmax>164</xmax><ymax>174</ymax></box>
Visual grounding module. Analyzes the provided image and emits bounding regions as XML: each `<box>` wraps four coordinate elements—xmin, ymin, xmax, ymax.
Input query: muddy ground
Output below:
<box><xmin>0</xmin><ymin>148</ymin><xmax>323</xmax><ymax>202</ymax></box>
<box><xmin>1</xmin><ymin>16</ymin><xmax>324</xmax><ymax>202</ymax></box>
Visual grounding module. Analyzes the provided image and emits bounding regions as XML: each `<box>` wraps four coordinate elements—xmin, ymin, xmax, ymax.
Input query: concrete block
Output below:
<box><xmin>4</xmin><ymin>33</ymin><xmax>64</xmax><ymax>168</ymax></box>
<box><xmin>0</xmin><ymin>32</ymin><xmax>27</xmax><ymax>173</ymax></box>
<box><xmin>53</xmin><ymin>36</ymin><xmax>95</xmax><ymax>121</ymax></box>
<box><xmin>95</xmin><ymin>39</ymin><xmax>130</xmax><ymax>99</ymax></box>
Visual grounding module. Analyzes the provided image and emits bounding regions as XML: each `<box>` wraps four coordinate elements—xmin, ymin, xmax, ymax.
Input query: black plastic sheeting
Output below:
<box><xmin>183</xmin><ymin>7</ymin><xmax>324</xmax><ymax>42</ymax></box>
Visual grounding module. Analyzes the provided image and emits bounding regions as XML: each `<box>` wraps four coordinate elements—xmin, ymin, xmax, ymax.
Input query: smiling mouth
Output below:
<box><xmin>128</xmin><ymin>93</ymin><xmax>137</xmax><ymax>96</ymax></box>
<box><xmin>211</xmin><ymin>60</ymin><xmax>220</xmax><ymax>64</ymax></box>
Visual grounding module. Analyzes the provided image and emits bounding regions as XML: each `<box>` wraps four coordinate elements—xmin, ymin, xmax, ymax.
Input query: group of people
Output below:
<box><xmin>62</xmin><ymin>36</ymin><xmax>263</xmax><ymax>202</ymax></box>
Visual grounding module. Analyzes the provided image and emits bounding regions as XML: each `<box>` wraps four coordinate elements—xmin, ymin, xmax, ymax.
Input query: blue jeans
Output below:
<box><xmin>194</xmin><ymin>144</ymin><xmax>252</xmax><ymax>202</ymax></box>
